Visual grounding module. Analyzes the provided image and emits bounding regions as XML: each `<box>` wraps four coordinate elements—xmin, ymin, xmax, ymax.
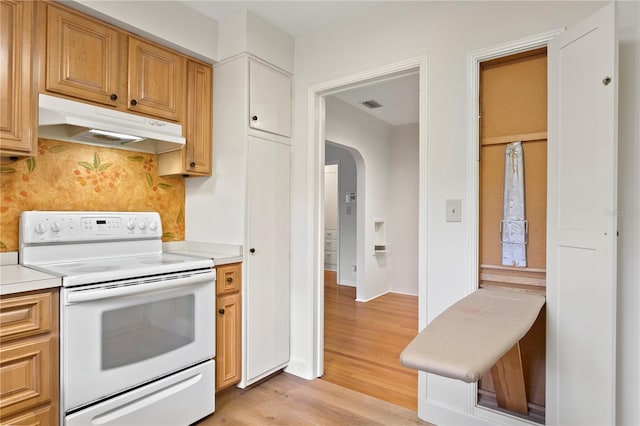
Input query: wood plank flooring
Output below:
<box><xmin>196</xmin><ymin>270</ymin><xmax>425</xmax><ymax>425</ymax></box>
<box><xmin>322</xmin><ymin>270</ymin><xmax>419</xmax><ymax>411</ymax></box>
<box><xmin>196</xmin><ymin>372</ymin><xmax>429</xmax><ymax>425</ymax></box>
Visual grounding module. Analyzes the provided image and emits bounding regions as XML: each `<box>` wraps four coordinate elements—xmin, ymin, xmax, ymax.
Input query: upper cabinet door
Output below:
<box><xmin>0</xmin><ymin>0</ymin><xmax>36</xmax><ymax>155</ymax></box>
<box><xmin>185</xmin><ymin>61</ymin><xmax>212</xmax><ymax>174</ymax></box>
<box><xmin>46</xmin><ymin>5</ymin><xmax>120</xmax><ymax>107</ymax></box>
<box><xmin>128</xmin><ymin>38</ymin><xmax>185</xmax><ymax>122</ymax></box>
<box><xmin>249</xmin><ymin>60</ymin><xmax>291</xmax><ymax>138</ymax></box>
<box><xmin>547</xmin><ymin>4</ymin><xmax>617</xmax><ymax>426</ymax></box>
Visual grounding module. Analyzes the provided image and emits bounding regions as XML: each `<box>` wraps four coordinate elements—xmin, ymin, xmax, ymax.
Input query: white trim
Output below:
<box><xmin>306</xmin><ymin>55</ymin><xmax>429</xmax><ymax>380</ymax></box>
<box><xmin>464</xmin><ymin>29</ymin><xmax>562</xmax><ymax>423</ymax></box>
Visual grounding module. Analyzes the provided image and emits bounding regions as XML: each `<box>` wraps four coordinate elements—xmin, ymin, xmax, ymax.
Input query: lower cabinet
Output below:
<box><xmin>0</xmin><ymin>288</ymin><xmax>59</xmax><ymax>425</ymax></box>
<box><xmin>215</xmin><ymin>263</ymin><xmax>241</xmax><ymax>392</ymax></box>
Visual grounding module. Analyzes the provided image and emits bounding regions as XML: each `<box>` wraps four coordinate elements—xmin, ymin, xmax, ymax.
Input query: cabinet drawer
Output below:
<box><xmin>324</xmin><ymin>251</ymin><xmax>338</xmax><ymax>264</ymax></box>
<box><xmin>0</xmin><ymin>401</ymin><xmax>55</xmax><ymax>425</ymax></box>
<box><xmin>324</xmin><ymin>239</ymin><xmax>338</xmax><ymax>252</ymax></box>
<box><xmin>0</xmin><ymin>335</ymin><xmax>54</xmax><ymax>419</ymax></box>
<box><xmin>216</xmin><ymin>263</ymin><xmax>242</xmax><ymax>295</ymax></box>
<box><xmin>324</xmin><ymin>230</ymin><xmax>338</xmax><ymax>240</ymax></box>
<box><xmin>0</xmin><ymin>292</ymin><xmax>52</xmax><ymax>342</ymax></box>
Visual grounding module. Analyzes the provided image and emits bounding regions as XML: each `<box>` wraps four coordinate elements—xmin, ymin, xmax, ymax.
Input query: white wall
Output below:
<box><xmin>616</xmin><ymin>2</ymin><xmax>640</xmax><ymax>425</ymax></box>
<box><xmin>69</xmin><ymin>0</ymin><xmax>218</xmax><ymax>62</ymax></box>
<box><xmin>325</xmin><ymin>143</ymin><xmax>357</xmax><ymax>286</ymax></box>
<box><xmin>288</xmin><ymin>0</ymin><xmax>612</xmax><ymax>420</ymax></box>
<box><xmin>388</xmin><ymin>124</ymin><xmax>419</xmax><ymax>296</ymax></box>
<box><xmin>218</xmin><ymin>9</ymin><xmax>295</xmax><ymax>72</ymax></box>
<box><xmin>325</xmin><ymin>97</ymin><xmax>391</xmax><ymax>301</ymax></box>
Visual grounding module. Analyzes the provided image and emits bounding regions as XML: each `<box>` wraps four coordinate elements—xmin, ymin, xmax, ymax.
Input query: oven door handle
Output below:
<box><xmin>66</xmin><ymin>270</ymin><xmax>215</xmax><ymax>303</ymax></box>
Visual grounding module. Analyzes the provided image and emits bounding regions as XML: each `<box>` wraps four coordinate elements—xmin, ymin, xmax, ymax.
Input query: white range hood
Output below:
<box><xmin>38</xmin><ymin>94</ymin><xmax>185</xmax><ymax>154</ymax></box>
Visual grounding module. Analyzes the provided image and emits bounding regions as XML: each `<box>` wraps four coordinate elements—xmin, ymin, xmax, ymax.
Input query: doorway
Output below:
<box><xmin>314</xmin><ymin>58</ymin><xmax>426</xmax><ymax>408</ymax></box>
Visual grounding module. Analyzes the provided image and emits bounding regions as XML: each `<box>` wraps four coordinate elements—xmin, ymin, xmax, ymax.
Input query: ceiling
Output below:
<box><xmin>331</xmin><ymin>73</ymin><xmax>419</xmax><ymax>126</ymax></box>
<box><xmin>179</xmin><ymin>1</ymin><xmax>418</xmax><ymax>126</ymax></box>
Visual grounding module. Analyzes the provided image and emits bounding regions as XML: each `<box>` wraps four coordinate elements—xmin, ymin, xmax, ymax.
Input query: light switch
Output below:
<box><xmin>446</xmin><ymin>199</ymin><xmax>462</xmax><ymax>222</ymax></box>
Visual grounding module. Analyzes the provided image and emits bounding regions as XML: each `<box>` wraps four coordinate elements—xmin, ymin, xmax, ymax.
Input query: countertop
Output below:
<box><xmin>163</xmin><ymin>241</ymin><xmax>243</xmax><ymax>266</ymax></box>
<box><xmin>1</xmin><ymin>252</ymin><xmax>62</xmax><ymax>296</ymax></box>
<box><xmin>0</xmin><ymin>241</ymin><xmax>242</xmax><ymax>296</ymax></box>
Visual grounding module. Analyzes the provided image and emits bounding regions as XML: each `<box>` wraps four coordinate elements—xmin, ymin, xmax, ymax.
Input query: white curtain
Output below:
<box><xmin>501</xmin><ymin>141</ymin><xmax>527</xmax><ymax>267</ymax></box>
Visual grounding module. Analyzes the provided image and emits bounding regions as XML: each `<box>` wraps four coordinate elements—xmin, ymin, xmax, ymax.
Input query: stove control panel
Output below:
<box><xmin>20</xmin><ymin>211</ymin><xmax>162</xmax><ymax>243</ymax></box>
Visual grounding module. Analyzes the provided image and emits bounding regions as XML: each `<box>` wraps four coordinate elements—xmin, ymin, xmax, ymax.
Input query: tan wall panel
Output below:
<box><xmin>480</xmin><ymin>52</ymin><xmax>547</xmax><ymax>140</ymax></box>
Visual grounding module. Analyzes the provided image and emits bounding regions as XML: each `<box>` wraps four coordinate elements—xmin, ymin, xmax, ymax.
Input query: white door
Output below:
<box><xmin>244</xmin><ymin>135</ymin><xmax>291</xmax><ymax>385</ymax></box>
<box><xmin>547</xmin><ymin>4</ymin><xmax>617</xmax><ymax>425</ymax></box>
<box><xmin>249</xmin><ymin>59</ymin><xmax>292</xmax><ymax>137</ymax></box>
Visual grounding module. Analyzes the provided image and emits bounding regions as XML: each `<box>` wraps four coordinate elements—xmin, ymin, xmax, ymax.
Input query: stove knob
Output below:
<box><xmin>138</xmin><ymin>221</ymin><xmax>147</xmax><ymax>230</ymax></box>
<box><xmin>126</xmin><ymin>220</ymin><xmax>136</xmax><ymax>231</ymax></box>
<box><xmin>35</xmin><ymin>223</ymin><xmax>47</xmax><ymax>234</ymax></box>
<box><xmin>51</xmin><ymin>222</ymin><xmax>62</xmax><ymax>233</ymax></box>
<box><xmin>148</xmin><ymin>222</ymin><xmax>158</xmax><ymax>231</ymax></box>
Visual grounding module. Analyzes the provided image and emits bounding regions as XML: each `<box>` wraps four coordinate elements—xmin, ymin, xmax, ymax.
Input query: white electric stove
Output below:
<box><xmin>19</xmin><ymin>211</ymin><xmax>216</xmax><ymax>426</ymax></box>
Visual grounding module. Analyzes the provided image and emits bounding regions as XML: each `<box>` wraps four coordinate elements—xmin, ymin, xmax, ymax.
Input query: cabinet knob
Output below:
<box><xmin>110</xmin><ymin>93</ymin><xmax>118</xmax><ymax>101</ymax></box>
<box><xmin>251</xmin><ymin>115</ymin><xmax>258</xmax><ymax>121</ymax></box>
<box><xmin>226</xmin><ymin>277</ymin><xmax>233</xmax><ymax>283</ymax></box>
<box><xmin>249</xmin><ymin>248</ymin><xmax>256</xmax><ymax>254</ymax></box>
<box><xmin>218</xmin><ymin>308</ymin><xmax>225</xmax><ymax>315</ymax></box>
<box><xmin>130</xmin><ymin>99</ymin><xmax>138</xmax><ymax>106</ymax></box>
<box><xmin>190</xmin><ymin>161</ymin><xmax>196</xmax><ymax>167</ymax></box>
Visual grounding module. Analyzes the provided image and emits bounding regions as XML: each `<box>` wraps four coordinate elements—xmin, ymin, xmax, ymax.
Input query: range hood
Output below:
<box><xmin>38</xmin><ymin>94</ymin><xmax>185</xmax><ymax>154</ymax></box>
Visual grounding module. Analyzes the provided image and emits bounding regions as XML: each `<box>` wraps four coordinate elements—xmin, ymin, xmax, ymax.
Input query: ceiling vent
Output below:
<box><xmin>361</xmin><ymin>99</ymin><xmax>383</xmax><ymax>109</ymax></box>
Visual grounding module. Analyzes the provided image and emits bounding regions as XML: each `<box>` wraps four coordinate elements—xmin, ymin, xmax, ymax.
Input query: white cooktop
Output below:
<box><xmin>27</xmin><ymin>252</ymin><xmax>213</xmax><ymax>287</ymax></box>
<box><xmin>19</xmin><ymin>211</ymin><xmax>214</xmax><ymax>287</ymax></box>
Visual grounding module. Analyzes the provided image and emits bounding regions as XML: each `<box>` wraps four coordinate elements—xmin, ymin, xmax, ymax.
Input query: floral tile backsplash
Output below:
<box><xmin>0</xmin><ymin>139</ymin><xmax>185</xmax><ymax>252</ymax></box>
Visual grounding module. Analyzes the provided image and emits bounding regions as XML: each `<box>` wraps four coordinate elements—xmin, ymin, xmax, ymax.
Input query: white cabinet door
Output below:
<box><xmin>244</xmin><ymin>135</ymin><xmax>291</xmax><ymax>384</ymax></box>
<box><xmin>249</xmin><ymin>60</ymin><xmax>291</xmax><ymax>138</ymax></box>
<box><xmin>547</xmin><ymin>4</ymin><xmax>617</xmax><ymax>425</ymax></box>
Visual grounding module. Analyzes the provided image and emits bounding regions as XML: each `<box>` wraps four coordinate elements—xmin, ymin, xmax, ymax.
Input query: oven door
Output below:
<box><xmin>62</xmin><ymin>269</ymin><xmax>215</xmax><ymax>411</ymax></box>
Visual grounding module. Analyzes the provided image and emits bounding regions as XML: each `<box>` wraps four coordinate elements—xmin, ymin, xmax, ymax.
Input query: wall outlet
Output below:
<box><xmin>446</xmin><ymin>199</ymin><xmax>462</xmax><ymax>222</ymax></box>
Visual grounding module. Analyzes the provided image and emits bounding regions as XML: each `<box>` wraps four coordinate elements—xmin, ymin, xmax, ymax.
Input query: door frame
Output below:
<box><xmin>308</xmin><ymin>56</ymin><xmax>428</xmax><ymax>378</ymax></box>
<box><xmin>464</xmin><ymin>30</ymin><xmax>561</xmax><ymax>424</ymax></box>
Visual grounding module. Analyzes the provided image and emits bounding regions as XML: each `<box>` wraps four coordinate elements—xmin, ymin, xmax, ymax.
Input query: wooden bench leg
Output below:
<box><xmin>490</xmin><ymin>342</ymin><xmax>528</xmax><ymax>415</ymax></box>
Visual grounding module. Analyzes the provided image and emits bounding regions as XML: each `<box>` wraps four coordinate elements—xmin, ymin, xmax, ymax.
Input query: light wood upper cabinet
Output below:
<box><xmin>45</xmin><ymin>5</ymin><xmax>121</xmax><ymax>107</ymax></box>
<box><xmin>39</xmin><ymin>2</ymin><xmax>213</xmax><ymax>175</ymax></box>
<box><xmin>128</xmin><ymin>38</ymin><xmax>185</xmax><ymax>122</ymax></box>
<box><xmin>42</xmin><ymin>3</ymin><xmax>189</xmax><ymax>125</ymax></box>
<box><xmin>158</xmin><ymin>60</ymin><xmax>212</xmax><ymax>176</ymax></box>
<box><xmin>0</xmin><ymin>0</ymin><xmax>37</xmax><ymax>157</ymax></box>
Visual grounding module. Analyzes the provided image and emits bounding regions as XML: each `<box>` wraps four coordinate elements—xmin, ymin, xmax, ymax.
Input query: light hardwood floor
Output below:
<box><xmin>323</xmin><ymin>270</ymin><xmax>419</xmax><ymax>410</ymax></box>
<box><xmin>196</xmin><ymin>270</ymin><xmax>425</xmax><ymax>426</ymax></box>
<box><xmin>196</xmin><ymin>372</ymin><xmax>429</xmax><ymax>425</ymax></box>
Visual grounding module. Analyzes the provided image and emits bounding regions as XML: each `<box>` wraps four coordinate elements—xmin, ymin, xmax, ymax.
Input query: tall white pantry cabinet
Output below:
<box><xmin>212</xmin><ymin>54</ymin><xmax>291</xmax><ymax>387</ymax></box>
